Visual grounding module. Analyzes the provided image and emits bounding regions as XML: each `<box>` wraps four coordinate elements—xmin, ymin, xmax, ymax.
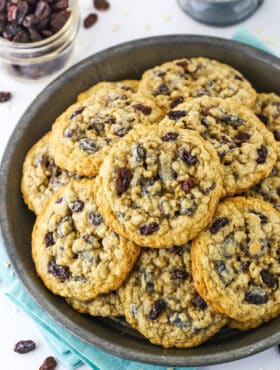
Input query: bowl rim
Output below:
<box><xmin>1</xmin><ymin>34</ymin><xmax>280</xmax><ymax>367</ymax></box>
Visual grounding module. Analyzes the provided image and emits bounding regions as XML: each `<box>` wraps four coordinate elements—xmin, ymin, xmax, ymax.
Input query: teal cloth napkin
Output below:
<box><xmin>0</xmin><ymin>28</ymin><xmax>274</xmax><ymax>370</ymax></box>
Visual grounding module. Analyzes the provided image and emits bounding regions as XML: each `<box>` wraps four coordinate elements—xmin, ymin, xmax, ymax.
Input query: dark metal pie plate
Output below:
<box><xmin>1</xmin><ymin>35</ymin><xmax>280</xmax><ymax>367</ymax></box>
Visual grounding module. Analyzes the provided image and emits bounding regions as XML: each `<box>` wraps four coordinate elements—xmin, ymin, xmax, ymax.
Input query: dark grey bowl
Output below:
<box><xmin>1</xmin><ymin>35</ymin><xmax>280</xmax><ymax>367</ymax></box>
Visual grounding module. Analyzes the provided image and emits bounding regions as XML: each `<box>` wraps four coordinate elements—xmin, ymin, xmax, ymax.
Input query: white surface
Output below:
<box><xmin>0</xmin><ymin>0</ymin><xmax>280</xmax><ymax>369</ymax></box>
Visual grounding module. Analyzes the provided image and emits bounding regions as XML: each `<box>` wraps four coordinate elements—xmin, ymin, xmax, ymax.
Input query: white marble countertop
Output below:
<box><xmin>1</xmin><ymin>0</ymin><xmax>280</xmax><ymax>369</ymax></box>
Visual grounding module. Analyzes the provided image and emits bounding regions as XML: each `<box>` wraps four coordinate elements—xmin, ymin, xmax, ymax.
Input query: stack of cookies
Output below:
<box><xmin>21</xmin><ymin>57</ymin><xmax>280</xmax><ymax>348</ymax></box>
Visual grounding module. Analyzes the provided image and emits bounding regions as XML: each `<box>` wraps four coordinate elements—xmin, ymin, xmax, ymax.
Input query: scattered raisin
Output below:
<box><xmin>139</xmin><ymin>222</ymin><xmax>159</xmax><ymax>235</ymax></box>
<box><xmin>261</xmin><ymin>269</ymin><xmax>277</xmax><ymax>288</ymax></box>
<box><xmin>94</xmin><ymin>0</ymin><xmax>110</xmax><ymax>10</ymax></box>
<box><xmin>39</xmin><ymin>356</ymin><xmax>57</xmax><ymax>370</ymax></box>
<box><xmin>196</xmin><ymin>295</ymin><xmax>207</xmax><ymax>310</ymax></box>
<box><xmin>48</xmin><ymin>260</ymin><xmax>70</xmax><ymax>280</ymax></box>
<box><xmin>234</xmin><ymin>132</ymin><xmax>250</xmax><ymax>144</ymax></box>
<box><xmin>179</xmin><ymin>149</ymin><xmax>197</xmax><ymax>166</ymax></box>
<box><xmin>88</xmin><ymin>211</ymin><xmax>103</xmax><ymax>226</ymax></box>
<box><xmin>70</xmin><ymin>200</ymin><xmax>84</xmax><ymax>212</ymax></box>
<box><xmin>245</xmin><ymin>288</ymin><xmax>268</xmax><ymax>305</ymax></box>
<box><xmin>148</xmin><ymin>299</ymin><xmax>166</xmax><ymax>320</ymax></box>
<box><xmin>116</xmin><ymin>167</ymin><xmax>132</xmax><ymax>195</ymax></box>
<box><xmin>257</xmin><ymin>114</ymin><xmax>268</xmax><ymax>125</ymax></box>
<box><xmin>83</xmin><ymin>13</ymin><xmax>98</xmax><ymax>28</ymax></box>
<box><xmin>170</xmin><ymin>96</ymin><xmax>184</xmax><ymax>109</ymax></box>
<box><xmin>210</xmin><ymin>217</ymin><xmax>229</xmax><ymax>234</ymax></box>
<box><xmin>167</xmin><ymin>110</ymin><xmax>186</xmax><ymax>120</ymax></box>
<box><xmin>14</xmin><ymin>340</ymin><xmax>36</xmax><ymax>354</ymax></box>
<box><xmin>162</xmin><ymin>132</ymin><xmax>179</xmax><ymax>142</ymax></box>
<box><xmin>45</xmin><ymin>232</ymin><xmax>54</xmax><ymax>247</ymax></box>
<box><xmin>181</xmin><ymin>178</ymin><xmax>193</xmax><ymax>193</ymax></box>
<box><xmin>170</xmin><ymin>269</ymin><xmax>187</xmax><ymax>279</ymax></box>
<box><xmin>256</xmin><ymin>145</ymin><xmax>268</xmax><ymax>164</ymax></box>
<box><xmin>132</xmin><ymin>103</ymin><xmax>152</xmax><ymax>115</ymax></box>
<box><xmin>0</xmin><ymin>91</ymin><xmax>12</xmax><ymax>102</ymax></box>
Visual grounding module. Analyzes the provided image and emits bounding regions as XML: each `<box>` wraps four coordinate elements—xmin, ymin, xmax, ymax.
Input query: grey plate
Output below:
<box><xmin>1</xmin><ymin>35</ymin><xmax>280</xmax><ymax>367</ymax></box>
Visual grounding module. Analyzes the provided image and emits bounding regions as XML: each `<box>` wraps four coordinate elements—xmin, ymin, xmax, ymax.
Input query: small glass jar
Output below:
<box><xmin>0</xmin><ymin>0</ymin><xmax>79</xmax><ymax>79</ymax></box>
<box><xmin>177</xmin><ymin>0</ymin><xmax>263</xmax><ymax>26</ymax></box>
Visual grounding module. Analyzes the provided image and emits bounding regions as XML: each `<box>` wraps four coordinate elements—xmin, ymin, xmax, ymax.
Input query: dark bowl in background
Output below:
<box><xmin>1</xmin><ymin>35</ymin><xmax>280</xmax><ymax>367</ymax></box>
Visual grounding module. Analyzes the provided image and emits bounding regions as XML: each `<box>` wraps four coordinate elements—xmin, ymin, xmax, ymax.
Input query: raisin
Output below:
<box><xmin>132</xmin><ymin>103</ymin><xmax>152</xmax><ymax>115</ymax></box>
<box><xmin>196</xmin><ymin>295</ymin><xmax>207</xmax><ymax>310</ymax></box>
<box><xmin>210</xmin><ymin>217</ymin><xmax>229</xmax><ymax>234</ymax></box>
<box><xmin>45</xmin><ymin>232</ymin><xmax>54</xmax><ymax>247</ymax></box>
<box><xmin>273</xmin><ymin>130</ymin><xmax>280</xmax><ymax>141</ymax></box>
<box><xmin>0</xmin><ymin>91</ymin><xmax>12</xmax><ymax>102</ymax></box>
<box><xmin>153</xmin><ymin>83</ymin><xmax>169</xmax><ymax>96</ymax></box>
<box><xmin>257</xmin><ymin>114</ymin><xmax>268</xmax><ymax>125</ymax></box>
<box><xmin>53</xmin><ymin>0</ymin><xmax>69</xmax><ymax>10</ymax></box>
<box><xmin>39</xmin><ymin>356</ymin><xmax>57</xmax><ymax>370</ymax></box>
<box><xmin>148</xmin><ymin>299</ymin><xmax>166</xmax><ymax>320</ymax></box>
<box><xmin>195</xmin><ymin>89</ymin><xmax>211</xmax><ymax>97</ymax></box>
<box><xmin>7</xmin><ymin>4</ymin><xmax>18</xmax><ymax>22</ymax></box>
<box><xmin>234</xmin><ymin>132</ymin><xmax>250</xmax><ymax>144</ymax></box>
<box><xmin>277</xmin><ymin>187</ymin><xmax>280</xmax><ymax>197</ymax></box>
<box><xmin>94</xmin><ymin>0</ymin><xmax>110</xmax><ymax>10</ymax></box>
<box><xmin>63</xmin><ymin>127</ymin><xmax>75</xmax><ymax>137</ymax></box>
<box><xmin>116</xmin><ymin>167</ymin><xmax>132</xmax><ymax>195</ymax></box>
<box><xmin>16</xmin><ymin>12</ymin><xmax>36</xmax><ymax>29</ymax></box>
<box><xmin>17</xmin><ymin>1</ymin><xmax>29</xmax><ymax>24</ymax></box>
<box><xmin>277</xmin><ymin>248</ymin><xmax>280</xmax><ymax>263</ymax></box>
<box><xmin>70</xmin><ymin>107</ymin><xmax>85</xmax><ymax>119</ymax></box>
<box><xmin>169</xmin><ymin>313</ymin><xmax>191</xmax><ymax>328</ymax></box>
<box><xmin>132</xmin><ymin>144</ymin><xmax>146</xmax><ymax>161</ymax></box>
<box><xmin>28</xmin><ymin>27</ymin><xmax>42</xmax><ymax>41</ymax></box>
<box><xmin>170</xmin><ymin>269</ymin><xmax>187</xmax><ymax>279</ymax></box>
<box><xmin>70</xmin><ymin>200</ymin><xmax>84</xmax><ymax>212</ymax></box>
<box><xmin>162</xmin><ymin>132</ymin><xmax>179</xmax><ymax>142</ymax></box>
<box><xmin>48</xmin><ymin>260</ymin><xmax>70</xmax><ymax>280</ymax></box>
<box><xmin>83</xmin><ymin>13</ymin><xmax>98</xmax><ymax>28</ymax></box>
<box><xmin>176</xmin><ymin>60</ymin><xmax>189</xmax><ymax>68</ymax></box>
<box><xmin>79</xmin><ymin>138</ymin><xmax>98</xmax><ymax>153</ymax></box>
<box><xmin>221</xmin><ymin>115</ymin><xmax>244</xmax><ymax>127</ymax></box>
<box><xmin>244</xmin><ymin>288</ymin><xmax>268</xmax><ymax>305</ymax></box>
<box><xmin>167</xmin><ymin>110</ymin><xmax>186</xmax><ymax>120</ymax></box>
<box><xmin>261</xmin><ymin>269</ymin><xmax>277</xmax><ymax>288</ymax></box>
<box><xmin>139</xmin><ymin>222</ymin><xmax>159</xmax><ymax>235</ymax></box>
<box><xmin>256</xmin><ymin>145</ymin><xmax>268</xmax><ymax>164</ymax></box>
<box><xmin>250</xmin><ymin>211</ymin><xmax>268</xmax><ymax>224</ymax></box>
<box><xmin>215</xmin><ymin>261</ymin><xmax>226</xmax><ymax>274</ymax></box>
<box><xmin>50</xmin><ymin>10</ymin><xmax>70</xmax><ymax>32</ymax></box>
<box><xmin>241</xmin><ymin>261</ymin><xmax>250</xmax><ymax>272</ymax></box>
<box><xmin>214</xmin><ymin>261</ymin><xmax>233</xmax><ymax>286</ymax></box>
<box><xmin>35</xmin><ymin>1</ymin><xmax>51</xmax><ymax>20</ymax></box>
<box><xmin>14</xmin><ymin>340</ymin><xmax>36</xmax><ymax>354</ymax></box>
<box><xmin>88</xmin><ymin>211</ymin><xmax>103</xmax><ymax>226</ymax></box>
<box><xmin>170</xmin><ymin>96</ymin><xmax>184</xmax><ymax>109</ymax></box>
<box><xmin>179</xmin><ymin>149</ymin><xmax>197</xmax><ymax>166</ymax></box>
<box><xmin>181</xmin><ymin>178</ymin><xmax>193</xmax><ymax>193</ymax></box>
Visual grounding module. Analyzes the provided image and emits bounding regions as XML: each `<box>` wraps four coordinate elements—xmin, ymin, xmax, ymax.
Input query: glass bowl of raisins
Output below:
<box><xmin>0</xmin><ymin>0</ymin><xmax>79</xmax><ymax>79</ymax></box>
